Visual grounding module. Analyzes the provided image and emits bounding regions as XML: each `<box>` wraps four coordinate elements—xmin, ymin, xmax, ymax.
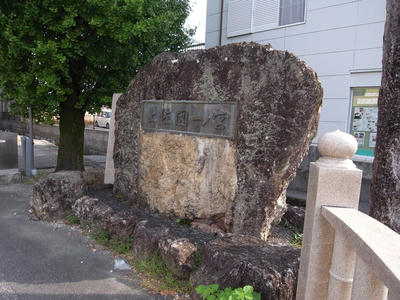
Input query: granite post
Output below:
<box><xmin>296</xmin><ymin>130</ymin><xmax>362</xmax><ymax>300</ymax></box>
<box><xmin>104</xmin><ymin>93</ymin><xmax>122</xmax><ymax>184</ymax></box>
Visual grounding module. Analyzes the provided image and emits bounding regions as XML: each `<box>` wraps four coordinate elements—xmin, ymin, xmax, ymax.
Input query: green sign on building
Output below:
<box><xmin>350</xmin><ymin>87</ymin><xmax>379</xmax><ymax>157</ymax></box>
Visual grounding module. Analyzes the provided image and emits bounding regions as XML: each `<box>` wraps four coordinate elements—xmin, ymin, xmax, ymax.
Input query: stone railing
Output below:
<box><xmin>183</xmin><ymin>43</ymin><xmax>205</xmax><ymax>51</ymax></box>
<box><xmin>296</xmin><ymin>130</ymin><xmax>400</xmax><ymax>300</ymax></box>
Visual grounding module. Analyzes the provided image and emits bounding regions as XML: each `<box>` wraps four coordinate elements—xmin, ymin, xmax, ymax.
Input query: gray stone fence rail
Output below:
<box><xmin>0</xmin><ymin>115</ymin><xmax>108</xmax><ymax>155</ymax></box>
<box><xmin>296</xmin><ymin>130</ymin><xmax>400</xmax><ymax>300</ymax></box>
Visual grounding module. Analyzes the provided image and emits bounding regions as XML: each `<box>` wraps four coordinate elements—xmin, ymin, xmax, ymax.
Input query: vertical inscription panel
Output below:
<box><xmin>141</xmin><ymin>100</ymin><xmax>237</xmax><ymax>139</ymax></box>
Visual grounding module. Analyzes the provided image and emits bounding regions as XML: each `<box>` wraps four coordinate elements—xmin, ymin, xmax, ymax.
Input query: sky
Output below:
<box><xmin>185</xmin><ymin>0</ymin><xmax>207</xmax><ymax>44</ymax></box>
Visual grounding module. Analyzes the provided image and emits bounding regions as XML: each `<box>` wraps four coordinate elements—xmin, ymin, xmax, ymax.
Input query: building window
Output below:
<box><xmin>350</xmin><ymin>87</ymin><xmax>379</xmax><ymax>157</ymax></box>
<box><xmin>279</xmin><ymin>0</ymin><xmax>305</xmax><ymax>26</ymax></box>
<box><xmin>227</xmin><ymin>0</ymin><xmax>306</xmax><ymax>38</ymax></box>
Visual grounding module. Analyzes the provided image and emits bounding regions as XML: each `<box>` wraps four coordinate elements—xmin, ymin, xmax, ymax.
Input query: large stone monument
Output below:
<box><xmin>111</xmin><ymin>43</ymin><xmax>322</xmax><ymax>239</ymax></box>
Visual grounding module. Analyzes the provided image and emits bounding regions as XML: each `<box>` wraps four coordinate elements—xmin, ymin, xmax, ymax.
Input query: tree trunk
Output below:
<box><xmin>370</xmin><ymin>0</ymin><xmax>400</xmax><ymax>233</ymax></box>
<box><xmin>56</xmin><ymin>101</ymin><xmax>85</xmax><ymax>171</ymax></box>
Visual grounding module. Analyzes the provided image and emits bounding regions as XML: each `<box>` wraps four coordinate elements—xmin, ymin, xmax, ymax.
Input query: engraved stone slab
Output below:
<box><xmin>113</xmin><ymin>43</ymin><xmax>323</xmax><ymax>240</ymax></box>
<box><xmin>141</xmin><ymin>100</ymin><xmax>237</xmax><ymax>139</ymax></box>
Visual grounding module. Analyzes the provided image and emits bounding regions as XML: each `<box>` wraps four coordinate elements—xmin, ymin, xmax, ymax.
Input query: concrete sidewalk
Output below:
<box><xmin>0</xmin><ymin>182</ymin><xmax>168</xmax><ymax>300</ymax></box>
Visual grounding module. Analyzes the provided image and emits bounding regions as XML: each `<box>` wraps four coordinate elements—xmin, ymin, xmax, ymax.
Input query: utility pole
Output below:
<box><xmin>26</xmin><ymin>107</ymin><xmax>34</xmax><ymax>177</ymax></box>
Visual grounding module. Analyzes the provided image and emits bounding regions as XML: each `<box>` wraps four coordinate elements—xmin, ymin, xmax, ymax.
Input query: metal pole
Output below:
<box><xmin>25</xmin><ymin>136</ymin><xmax>32</xmax><ymax>177</ymax></box>
<box><xmin>21</xmin><ymin>136</ymin><xmax>27</xmax><ymax>175</ymax></box>
<box><xmin>28</xmin><ymin>107</ymin><xmax>34</xmax><ymax>176</ymax></box>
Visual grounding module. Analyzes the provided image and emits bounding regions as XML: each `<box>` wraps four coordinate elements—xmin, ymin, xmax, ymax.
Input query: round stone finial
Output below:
<box><xmin>318</xmin><ymin>130</ymin><xmax>358</xmax><ymax>159</ymax></box>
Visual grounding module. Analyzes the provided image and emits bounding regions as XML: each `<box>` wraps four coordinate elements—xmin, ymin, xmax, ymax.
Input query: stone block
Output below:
<box><xmin>283</xmin><ymin>204</ymin><xmax>305</xmax><ymax>233</ymax></box>
<box><xmin>30</xmin><ymin>171</ymin><xmax>87</xmax><ymax>221</ymax></box>
<box><xmin>191</xmin><ymin>235</ymin><xmax>300</xmax><ymax>300</ymax></box>
<box><xmin>72</xmin><ymin>196</ymin><xmax>113</xmax><ymax>230</ymax></box>
<box><xmin>132</xmin><ymin>215</ymin><xmax>213</xmax><ymax>261</ymax></box>
<box><xmin>104</xmin><ymin>93</ymin><xmax>122</xmax><ymax>184</ymax></box>
<box><xmin>158</xmin><ymin>237</ymin><xmax>198</xmax><ymax>279</ymax></box>
<box><xmin>82</xmin><ymin>166</ymin><xmax>105</xmax><ymax>187</ymax></box>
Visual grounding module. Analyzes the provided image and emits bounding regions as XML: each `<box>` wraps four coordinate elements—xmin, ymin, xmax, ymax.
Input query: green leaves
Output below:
<box><xmin>195</xmin><ymin>284</ymin><xmax>261</xmax><ymax>300</ymax></box>
<box><xmin>0</xmin><ymin>0</ymin><xmax>193</xmax><ymax>117</ymax></box>
<box><xmin>0</xmin><ymin>0</ymin><xmax>193</xmax><ymax>170</ymax></box>
<box><xmin>196</xmin><ymin>284</ymin><xmax>220</xmax><ymax>299</ymax></box>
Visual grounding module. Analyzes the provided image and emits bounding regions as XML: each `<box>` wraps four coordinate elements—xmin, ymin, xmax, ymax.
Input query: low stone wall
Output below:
<box><xmin>30</xmin><ymin>171</ymin><xmax>301</xmax><ymax>299</ymax></box>
<box><xmin>0</xmin><ymin>116</ymin><xmax>108</xmax><ymax>155</ymax></box>
<box><xmin>83</xmin><ymin>127</ymin><xmax>109</xmax><ymax>155</ymax></box>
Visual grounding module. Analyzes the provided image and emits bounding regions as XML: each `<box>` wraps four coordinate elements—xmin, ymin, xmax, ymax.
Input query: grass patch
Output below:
<box><xmin>175</xmin><ymin>218</ymin><xmax>192</xmax><ymax>226</ymax></box>
<box><xmin>65</xmin><ymin>216</ymin><xmax>193</xmax><ymax>296</ymax></box>
<box><xmin>90</xmin><ymin>229</ymin><xmax>133</xmax><ymax>255</ymax></box>
<box><xmin>291</xmin><ymin>232</ymin><xmax>303</xmax><ymax>248</ymax></box>
<box><xmin>90</xmin><ymin>230</ymin><xmax>191</xmax><ymax>294</ymax></box>
<box><xmin>109</xmin><ymin>236</ymin><xmax>133</xmax><ymax>254</ymax></box>
<box><xmin>65</xmin><ymin>212</ymin><xmax>80</xmax><ymax>225</ymax></box>
<box><xmin>79</xmin><ymin>221</ymin><xmax>90</xmax><ymax>231</ymax></box>
<box><xmin>114</xmin><ymin>193</ymin><xmax>130</xmax><ymax>203</ymax></box>
<box><xmin>134</xmin><ymin>252</ymin><xmax>192</xmax><ymax>294</ymax></box>
<box><xmin>91</xmin><ymin>229</ymin><xmax>111</xmax><ymax>245</ymax></box>
<box><xmin>193</xmin><ymin>250</ymin><xmax>202</xmax><ymax>271</ymax></box>
<box><xmin>283</xmin><ymin>220</ymin><xmax>303</xmax><ymax>248</ymax></box>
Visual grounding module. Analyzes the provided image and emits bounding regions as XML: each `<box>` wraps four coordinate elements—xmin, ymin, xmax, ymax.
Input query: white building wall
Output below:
<box><xmin>205</xmin><ymin>0</ymin><xmax>386</xmax><ymax>141</ymax></box>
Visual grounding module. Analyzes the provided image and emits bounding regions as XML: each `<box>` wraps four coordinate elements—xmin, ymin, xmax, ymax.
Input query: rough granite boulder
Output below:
<box><xmin>113</xmin><ymin>42</ymin><xmax>322</xmax><ymax>239</ymax></box>
<box><xmin>191</xmin><ymin>235</ymin><xmax>300</xmax><ymax>300</ymax></box>
<box><xmin>132</xmin><ymin>216</ymin><xmax>214</xmax><ymax>278</ymax></box>
<box><xmin>158</xmin><ymin>237</ymin><xmax>199</xmax><ymax>279</ymax></box>
<box><xmin>30</xmin><ymin>171</ymin><xmax>87</xmax><ymax>221</ymax></box>
<box><xmin>81</xmin><ymin>166</ymin><xmax>105</xmax><ymax>188</ymax></box>
<box><xmin>72</xmin><ymin>196</ymin><xmax>114</xmax><ymax>230</ymax></box>
<box><xmin>72</xmin><ymin>195</ymin><xmax>148</xmax><ymax>238</ymax></box>
<box><xmin>282</xmin><ymin>204</ymin><xmax>305</xmax><ymax>233</ymax></box>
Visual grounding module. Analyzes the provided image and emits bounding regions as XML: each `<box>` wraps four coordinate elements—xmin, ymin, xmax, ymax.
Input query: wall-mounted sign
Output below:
<box><xmin>141</xmin><ymin>100</ymin><xmax>237</xmax><ymax>139</ymax></box>
<box><xmin>350</xmin><ymin>87</ymin><xmax>379</xmax><ymax>157</ymax></box>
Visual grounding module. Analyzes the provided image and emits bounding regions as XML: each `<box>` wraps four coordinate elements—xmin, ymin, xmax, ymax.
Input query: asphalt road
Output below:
<box><xmin>0</xmin><ymin>182</ymin><xmax>167</xmax><ymax>300</ymax></box>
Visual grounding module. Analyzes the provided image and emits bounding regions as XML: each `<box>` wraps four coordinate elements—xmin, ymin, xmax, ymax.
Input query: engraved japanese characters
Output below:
<box><xmin>141</xmin><ymin>100</ymin><xmax>237</xmax><ymax>139</ymax></box>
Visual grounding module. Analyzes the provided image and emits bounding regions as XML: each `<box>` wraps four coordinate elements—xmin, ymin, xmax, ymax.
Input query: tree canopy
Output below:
<box><xmin>0</xmin><ymin>0</ymin><xmax>193</xmax><ymax>119</ymax></box>
<box><xmin>0</xmin><ymin>0</ymin><xmax>194</xmax><ymax>170</ymax></box>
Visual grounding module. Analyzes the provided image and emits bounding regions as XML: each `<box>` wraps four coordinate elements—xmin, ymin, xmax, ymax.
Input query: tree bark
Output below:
<box><xmin>56</xmin><ymin>100</ymin><xmax>85</xmax><ymax>171</ymax></box>
<box><xmin>370</xmin><ymin>0</ymin><xmax>400</xmax><ymax>233</ymax></box>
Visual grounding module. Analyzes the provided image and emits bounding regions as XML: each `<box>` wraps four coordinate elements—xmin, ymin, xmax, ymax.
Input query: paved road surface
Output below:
<box><xmin>0</xmin><ymin>182</ymin><xmax>167</xmax><ymax>300</ymax></box>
